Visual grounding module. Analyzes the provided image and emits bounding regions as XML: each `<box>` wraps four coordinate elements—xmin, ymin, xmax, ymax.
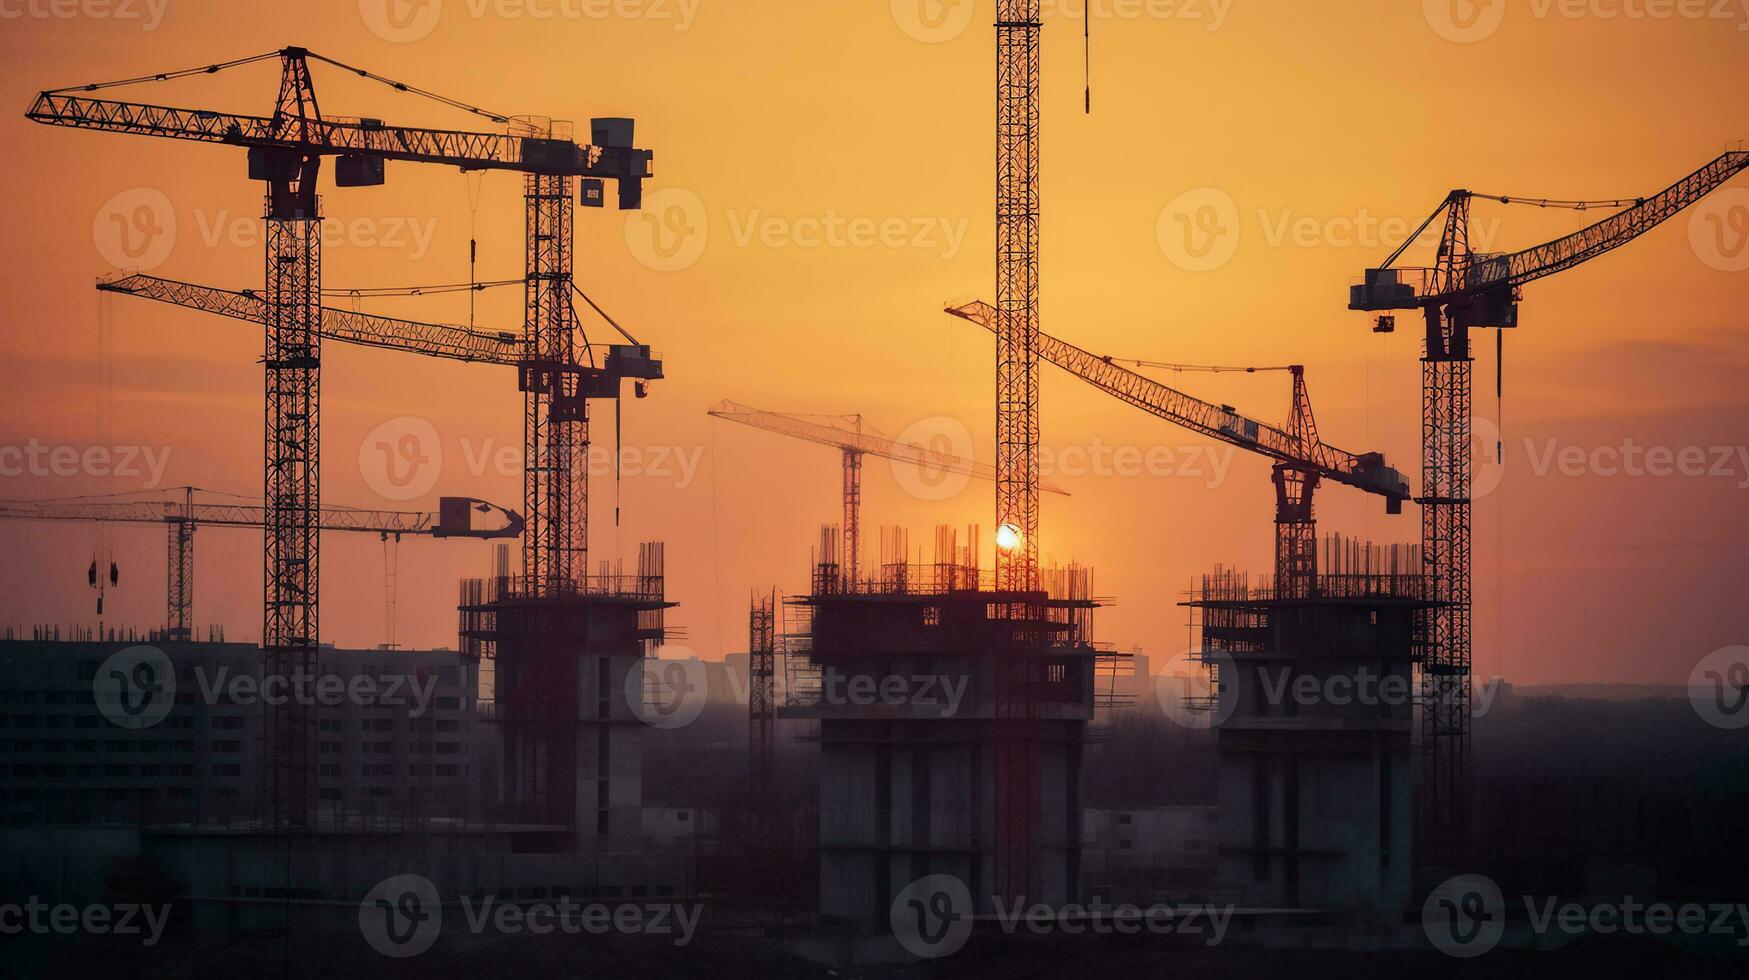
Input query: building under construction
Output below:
<box><xmin>458</xmin><ymin>542</ymin><xmax>672</xmax><ymax>846</ymax></box>
<box><xmin>776</xmin><ymin>527</ymin><xmax>1109</xmax><ymax>919</ymax></box>
<box><xmin>1181</xmin><ymin>536</ymin><xmax>1430</xmax><ymax>919</ymax></box>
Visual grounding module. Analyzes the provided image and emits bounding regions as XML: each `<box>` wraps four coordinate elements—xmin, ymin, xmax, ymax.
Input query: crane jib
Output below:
<box><xmin>26</xmin><ymin>92</ymin><xmax>653</xmax><ymax>186</ymax></box>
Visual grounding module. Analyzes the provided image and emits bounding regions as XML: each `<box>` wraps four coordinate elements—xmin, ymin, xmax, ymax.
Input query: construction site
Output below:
<box><xmin>1</xmin><ymin>4</ymin><xmax>1747</xmax><ymax>978</ymax></box>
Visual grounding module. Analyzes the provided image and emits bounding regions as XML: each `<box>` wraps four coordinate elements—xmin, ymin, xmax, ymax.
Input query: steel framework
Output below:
<box><xmin>995</xmin><ymin>0</ymin><xmax>1042</xmax><ymax>591</ymax></box>
<box><xmin>97</xmin><ymin>273</ymin><xmax>524</xmax><ymax>364</ymax></box>
<box><xmin>522</xmin><ymin>166</ymin><xmax>587</xmax><ymax>594</ymax></box>
<box><xmin>748</xmin><ymin>590</ymin><xmax>777</xmax><ymax>831</ymax></box>
<box><xmin>168</xmin><ymin>496</ymin><xmax>195</xmax><ymax>639</ymax></box>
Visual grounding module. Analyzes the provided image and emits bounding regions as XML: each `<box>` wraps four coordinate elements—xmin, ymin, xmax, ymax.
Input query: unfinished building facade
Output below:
<box><xmin>1182</xmin><ymin>537</ymin><xmax>1429</xmax><ymax>920</ymax></box>
<box><xmin>781</xmin><ymin>527</ymin><xmax>1106</xmax><ymax>920</ymax></box>
<box><xmin>458</xmin><ymin>542</ymin><xmax>671</xmax><ymax>847</ymax></box>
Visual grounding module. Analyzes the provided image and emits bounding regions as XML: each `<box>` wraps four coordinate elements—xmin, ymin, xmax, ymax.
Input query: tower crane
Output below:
<box><xmin>945</xmin><ymin>302</ymin><xmax>1411</xmax><ymax>597</ymax></box>
<box><xmin>29</xmin><ymin>45</ymin><xmax>652</xmax><ymax>828</ymax></box>
<box><xmin>0</xmin><ymin>489</ymin><xmax>522</xmax><ymax>643</ymax></box>
<box><xmin>1348</xmin><ymin>148</ymin><xmax>1749</xmax><ymax>860</ymax></box>
<box><xmin>706</xmin><ymin>400</ymin><xmax>1069</xmax><ymax>589</ymax></box>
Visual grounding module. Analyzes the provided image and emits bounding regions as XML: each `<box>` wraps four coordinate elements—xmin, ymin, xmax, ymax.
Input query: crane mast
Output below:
<box><xmin>995</xmin><ymin>0</ymin><xmax>1042</xmax><ymax>591</ymax></box>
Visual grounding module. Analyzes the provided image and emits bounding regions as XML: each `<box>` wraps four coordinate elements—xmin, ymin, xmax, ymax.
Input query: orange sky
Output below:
<box><xmin>0</xmin><ymin>1</ymin><xmax>1745</xmax><ymax>684</ymax></box>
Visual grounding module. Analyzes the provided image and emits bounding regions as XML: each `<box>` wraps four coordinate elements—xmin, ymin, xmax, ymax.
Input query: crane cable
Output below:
<box><xmin>300</xmin><ymin>51</ymin><xmax>511</xmax><ymax>124</ymax></box>
<box><xmin>1107</xmin><ymin>357</ymin><xmax>1294</xmax><ymax>374</ymax></box>
<box><xmin>47</xmin><ymin>48</ymin><xmax>513</xmax><ymax>129</ymax></box>
<box><xmin>1083</xmin><ymin>3</ymin><xmax>1092</xmax><ymax>114</ymax></box>
<box><xmin>571</xmin><ymin>282</ymin><xmax>642</xmax><ymax>347</ymax></box>
<box><xmin>320</xmin><ymin>278</ymin><xmax>521</xmax><ymax>298</ymax></box>
<box><xmin>464</xmin><ymin>171</ymin><xmax>486</xmax><ymax>328</ymax></box>
<box><xmin>45</xmin><ymin>51</ymin><xmax>282</xmax><ymax>94</ymax></box>
<box><xmin>1473</xmin><ymin>193</ymin><xmax>1643</xmax><ymax>211</ymax></box>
